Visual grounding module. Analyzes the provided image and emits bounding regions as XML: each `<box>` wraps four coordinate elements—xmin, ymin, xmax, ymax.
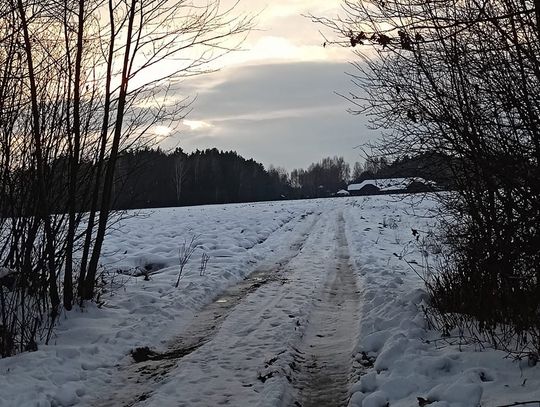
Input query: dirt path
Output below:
<box><xmin>91</xmin><ymin>209</ymin><xmax>361</xmax><ymax>407</ymax></box>
<box><xmin>290</xmin><ymin>213</ymin><xmax>360</xmax><ymax>407</ymax></box>
<box><xmin>91</xmin><ymin>212</ymin><xmax>322</xmax><ymax>407</ymax></box>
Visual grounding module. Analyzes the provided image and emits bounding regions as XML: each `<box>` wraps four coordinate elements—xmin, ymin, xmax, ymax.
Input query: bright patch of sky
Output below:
<box><xmin>159</xmin><ymin>0</ymin><xmax>377</xmax><ymax>171</ymax></box>
<box><xmin>183</xmin><ymin>120</ymin><xmax>214</xmax><ymax>131</ymax></box>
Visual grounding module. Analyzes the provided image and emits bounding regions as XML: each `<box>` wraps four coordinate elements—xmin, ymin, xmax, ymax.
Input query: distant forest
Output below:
<box><xmin>112</xmin><ymin>148</ymin><xmax>346</xmax><ymax>208</ymax></box>
<box><xmin>109</xmin><ymin>148</ymin><xmax>450</xmax><ymax>209</ymax></box>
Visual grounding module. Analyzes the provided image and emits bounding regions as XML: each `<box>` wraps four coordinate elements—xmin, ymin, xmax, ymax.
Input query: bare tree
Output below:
<box><xmin>351</xmin><ymin>161</ymin><xmax>363</xmax><ymax>181</ymax></box>
<box><xmin>80</xmin><ymin>0</ymin><xmax>253</xmax><ymax>300</ymax></box>
<box><xmin>173</xmin><ymin>149</ymin><xmax>189</xmax><ymax>204</ymax></box>
<box><xmin>314</xmin><ymin>0</ymin><xmax>540</xmax><ymax>352</ymax></box>
<box><xmin>0</xmin><ymin>0</ymin><xmax>252</xmax><ymax>355</ymax></box>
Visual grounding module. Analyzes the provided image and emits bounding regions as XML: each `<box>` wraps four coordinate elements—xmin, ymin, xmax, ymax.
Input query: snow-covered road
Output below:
<box><xmin>93</xmin><ymin>207</ymin><xmax>361</xmax><ymax>406</ymax></box>
<box><xmin>1</xmin><ymin>197</ymin><xmax>540</xmax><ymax>407</ymax></box>
<box><xmin>290</xmin><ymin>212</ymin><xmax>360</xmax><ymax>407</ymax></box>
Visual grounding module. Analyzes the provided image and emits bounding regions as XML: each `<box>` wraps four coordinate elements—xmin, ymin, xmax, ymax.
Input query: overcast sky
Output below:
<box><xmin>158</xmin><ymin>0</ymin><xmax>378</xmax><ymax>171</ymax></box>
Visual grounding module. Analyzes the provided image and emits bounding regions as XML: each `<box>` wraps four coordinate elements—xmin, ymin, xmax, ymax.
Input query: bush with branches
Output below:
<box><xmin>313</xmin><ymin>0</ymin><xmax>540</xmax><ymax>353</ymax></box>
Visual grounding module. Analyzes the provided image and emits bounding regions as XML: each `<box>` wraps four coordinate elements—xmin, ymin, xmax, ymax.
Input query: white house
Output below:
<box><xmin>348</xmin><ymin>177</ymin><xmax>434</xmax><ymax>195</ymax></box>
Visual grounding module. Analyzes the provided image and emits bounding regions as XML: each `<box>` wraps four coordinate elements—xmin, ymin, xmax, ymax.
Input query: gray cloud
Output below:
<box><xmin>158</xmin><ymin>61</ymin><xmax>378</xmax><ymax>170</ymax></box>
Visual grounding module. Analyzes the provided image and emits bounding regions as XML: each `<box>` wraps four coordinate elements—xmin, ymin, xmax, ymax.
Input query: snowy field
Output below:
<box><xmin>0</xmin><ymin>196</ymin><xmax>539</xmax><ymax>406</ymax></box>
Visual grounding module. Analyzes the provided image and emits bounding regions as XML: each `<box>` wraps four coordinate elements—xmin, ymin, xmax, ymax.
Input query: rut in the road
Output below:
<box><xmin>91</xmin><ymin>212</ymin><xmax>321</xmax><ymax>407</ymax></box>
<box><xmin>292</xmin><ymin>213</ymin><xmax>360</xmax><ymax>407</ymax></box>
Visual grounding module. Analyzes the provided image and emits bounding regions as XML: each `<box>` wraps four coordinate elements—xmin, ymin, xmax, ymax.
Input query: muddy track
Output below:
<box><xmin>290</xmin><ymin>212</ymin><xmax>360</xmax><ymax>407</ymax></box>
<box><xmin>91</xmin><ymin>212</ymin><xmax>321</xmax><ymax>407</ymax></box>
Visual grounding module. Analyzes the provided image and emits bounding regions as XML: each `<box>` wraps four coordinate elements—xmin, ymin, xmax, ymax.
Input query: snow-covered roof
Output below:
<box><xmin>336</xmin><ymin>189</ymin><xmax>350</xmax><ymax>195</ymax></box>
<box><xmin>348</xmin><ymin>177</ymin><xmax>431</xmax><ymax>192</ymax></box>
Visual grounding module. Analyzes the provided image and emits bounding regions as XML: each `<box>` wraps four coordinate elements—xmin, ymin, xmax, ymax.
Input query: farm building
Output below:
<box><xmin>347</xmin><ymin>177</ymin><xmax>435</xmax><ymax>196</ymax></box>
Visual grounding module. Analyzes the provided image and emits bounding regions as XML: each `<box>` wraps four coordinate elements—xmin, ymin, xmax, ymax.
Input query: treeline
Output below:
<box><xmin>4</xmin><ymin>148</ymin><xmax>446</xmax><ymax>215</ymax></box>
<box><xmin>290</xmin><ymin>156</ymin><xmax>350</xmax><ymax>198</ymax></box>
<box><xmin>109</xmin><ymin>149</ymin><xmax>354</xmax><ymax>208</ymax></box>
<box><xmin>110</xmin><ymin>149</ymin><xmax>449</xmax><ymax>208</ymax></box>
<box><xmin>111</xmin><ymin>148</ymin><xmax>284</xmax><ymax>208</ymax></box>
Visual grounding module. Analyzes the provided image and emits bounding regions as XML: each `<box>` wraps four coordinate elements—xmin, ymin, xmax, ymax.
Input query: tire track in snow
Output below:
<box><xmin>290</xmin><ymin>211</ymin><xmax>360</xmax><ymax>407</ymax></box>
<box><xmin>91</xmin><ymin>211</ymin><xmax>322</xmax><ymax>407</ymax></box>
